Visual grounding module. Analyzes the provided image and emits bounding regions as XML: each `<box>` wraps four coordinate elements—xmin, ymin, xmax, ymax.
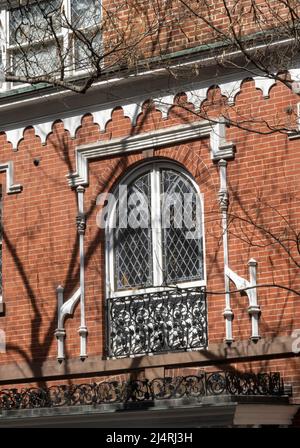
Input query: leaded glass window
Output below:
<box><xmin>71</xmin><ymin>0</ymin><xmax>101</xmax><ymax>29</ymax></box>
<box><xmin>161</xmin><ymin>169</ymin><xmax>203</xmax><ymax>284</ymax></box>
<box><xmin>114</xmin><ymin>172</ymin><xmax>152</xmax><ymax>290</ymax></box>
<box><xmin>108</xmin><ymin>162</ymin><xmax>205</xmax><ymax>296</ymax></box>
<box><xmin>8</xmin><ymin>0</ymin><xmax>62</xmax><ymax>78</ymax></box>
<box><xmin>70</xmin><ymin>0</ymin><xmax>102</xmax><ymax>71</ymax></box>
<box><xmin>4</xmin><ymin>0</ymin><xmax>102</xmax><ymax>88</ymax></box>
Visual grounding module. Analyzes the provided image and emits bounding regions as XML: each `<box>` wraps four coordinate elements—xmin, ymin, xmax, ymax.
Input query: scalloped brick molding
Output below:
<box><xmin>0</xmin><ymin>74</ymin><xmax>280</xmax><ymax>151</ymax></box>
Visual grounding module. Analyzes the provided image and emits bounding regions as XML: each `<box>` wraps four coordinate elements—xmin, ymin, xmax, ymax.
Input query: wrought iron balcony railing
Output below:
<box><xmin>106</xmin><ymin>286</ymin><xmax>207</xmax><ymax>358</ymax></box>
<box><xmin>0</xmin><ymin>372</ymin><xmax>286</xmax><ymax>410</ymax></box>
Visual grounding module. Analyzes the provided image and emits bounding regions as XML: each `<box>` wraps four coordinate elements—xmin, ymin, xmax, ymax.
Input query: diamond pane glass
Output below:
<box><xmin>161</xmin><ymin>169</ymin><xmax>203</xmax><ymax>283</ymax></box>
<box><xmin>9</xmin><ymin>0</ymin><xmax>62</xmax><ymax>46</ymax></box>
<box><xmin>74</xmin><ymin>29</ymin><xmax>102</xmax><ymax>71</ymax></box>
<box><xmin>71</xmin><ymin>0</ymin><xmax>101</xmax><ymax>29</ymax></box>
<box><xmin>11</xmin><ymin>41</ymin><xmax>60</xmax><ymax>78</ymax></box>
<box><xmin>114</xmin><ymin>173</ymin><xmax>152</xmax><ymax>290</ymax></box>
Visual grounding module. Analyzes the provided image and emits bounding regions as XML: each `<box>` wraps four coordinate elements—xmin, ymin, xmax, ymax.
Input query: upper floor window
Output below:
<box><xmin>0</xmin><ymin>0</ymin><xmax>102</xmax><ymax>89</ymax></box>
<box><xmin>106</xmin><ymin>161</ymin><xmax>205</xmax><ymax>298</ymax></box>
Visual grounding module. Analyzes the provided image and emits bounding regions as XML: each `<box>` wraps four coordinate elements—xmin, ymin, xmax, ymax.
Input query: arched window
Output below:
<box><xmin>105</xmin><ymin>161</ymin><xmax>207</xmax><ymax>357</ymax></box>
<box><xmin>106</xmin><ymin>161</ymin><xmax>205</xmax><ymax>297</ymax></box>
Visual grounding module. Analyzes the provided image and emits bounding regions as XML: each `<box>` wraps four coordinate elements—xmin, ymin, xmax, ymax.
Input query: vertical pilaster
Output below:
<box><xmin>248</xmin><ymin>258</ymin><xmax>261</xmax><ymax>342</ymax></box>
<box><xmin>218</xmin><ymin>159</ymin><xmax>234</xmax><ymax>343</ymax></box>
<box><xmin>77</xmin><ymin>185</ymin><xmax>88</xmax><ymax>359</ymax></box>
<box><xmin>55</xmin><ymin>285</ymin><xmax>66</xmax><ymax>362</ymax></box>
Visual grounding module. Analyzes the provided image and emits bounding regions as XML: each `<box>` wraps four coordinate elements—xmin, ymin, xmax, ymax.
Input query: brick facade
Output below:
<box><xmin>0</xmin><ymin>0</ymin><xmax>299</xmax><ymax>428</ymax></box>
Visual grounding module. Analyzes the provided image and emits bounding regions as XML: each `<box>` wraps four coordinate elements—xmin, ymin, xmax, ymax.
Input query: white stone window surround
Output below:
<box><xmin>67</xmin><ymin>119</ymin><xmax>235</xmax><ymax>188</ymax></box>
<box><xmin>0</xmin><ymin>0</ymin><xmax>102</xmax><ymax>92</ymax></box>
<box><xmin>0</xmin><ymin>161</ymin><xmax>22</xmax><ymax>194</ymax></box>
<box><xmin>105</xmin><ymin>160</ymin><xmax>207</xmax><ymax>299</ymax></box>
<box><xmin>286</xmin><ymin>102</ymin><xmax>300</xmax><ymax>139</ymax></box>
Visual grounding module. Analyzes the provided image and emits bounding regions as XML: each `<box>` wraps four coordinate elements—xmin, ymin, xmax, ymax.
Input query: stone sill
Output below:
<box><xmin>0</xmin><ymin>335</ymin><xmax>297</xmax><ymax>385</ymax></box>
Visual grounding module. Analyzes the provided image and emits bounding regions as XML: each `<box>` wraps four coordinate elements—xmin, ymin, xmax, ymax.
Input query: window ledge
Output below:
<box><xmin>288</xmin><ymin>131</ymin><xmax>300</xmax><ymax>140</ymax></box>
<box><xmin>0</xmin><ymin>83</ymin><xmax>51</xmax><ymax>99</ymax></box>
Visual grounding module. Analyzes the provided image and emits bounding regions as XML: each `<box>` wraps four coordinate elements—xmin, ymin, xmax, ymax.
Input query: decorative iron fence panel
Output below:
<box><xmin>106</xmin><ymin>287</ymin><xmax>207</xmax><ymax>358</ymax></box>
<box><xmin>0</xmin><ymin>372</ymin><xmax>286</xmax><ymax>410</ymax></box>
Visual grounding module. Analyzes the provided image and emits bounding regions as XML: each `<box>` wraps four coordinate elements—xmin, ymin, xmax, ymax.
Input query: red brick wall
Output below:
<box><xmin>0</xmin><ymin>77</ymin><xmax>299</xmax><ymax>401</ymax></box>
<box><xmin>101</xmin><ymin>0</ymin><xmax>297</xmax><ymax>66</ymax></box>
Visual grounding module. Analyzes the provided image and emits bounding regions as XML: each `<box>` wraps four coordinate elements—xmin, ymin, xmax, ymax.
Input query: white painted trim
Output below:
<box><xmin>77</xmin><ymin>185</ymin><xmax>87</xmax><ymax>360</ymax></box>
<box><xmin>225</xmin><ymin>260</ymin><xmax>261</xmax><ymax>342</ymax></box>
<box><xmin>0</xmin><ymin>70</ymin><xmax>283</xmax><ymax>150</ymax></box>
<box><xmin>58</xmin><ymin>287</ymin><xmax>81</xmax><ymax>329</ymax></box>
<box><xmin>151</xmin><ymin>165</ymin><xmax>163</xmax><ymax>287</ymax></box>
<box><xmin>254</xmin><ymin>77</ymin><xmax>276</xmax><ymax>98</ymax></box>
<box><xmin>55</xmin><ymin>286</ymin><xmax>81</xmax><ymax>361</ymax></box>
<box><xmin>218</xmin><ymin>160</ymin><xmax>234</xmax><ymax>344</ymax></box>
<box><xmin>67</xmin><ymin>120</ymin><xmax>235</xmax><ymax>187</ymax></box>
<box><xmin>109</xmin><ymin>281</ymin><xmax>207</xmax><ymax>299</ymax></box>
<box><xmin>0</xmin><ymin>161</ymin><xmax>22</xmax><ymax>194</ymax></box>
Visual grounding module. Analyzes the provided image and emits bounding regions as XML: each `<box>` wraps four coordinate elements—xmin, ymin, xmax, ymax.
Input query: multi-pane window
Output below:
<box><xmin>71</xmin><ymin>0</ymin><xmax>102</xmax><ymax>71</ymax></box>
<box><xmin>1</xmin><ymin>0</ymin><xmax>102</xmax><ymax>88</ymax></box>
<box><xmin>107</xmin><ymin>162</ymin><xmax>205</xmax><ymax>297</ymax></box>
<box><xmin>8</xmin><ymin>0</ymin><xmax>62</xmax><ymax>78</ymax></box>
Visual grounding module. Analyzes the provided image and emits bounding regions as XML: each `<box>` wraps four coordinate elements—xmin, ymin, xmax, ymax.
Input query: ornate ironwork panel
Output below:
<box><xmin>0</xmin><ymin>372</ymin><xmax>286</xmax><ymax>411</ymax></box>
<box><xmin>161</xmin><ymin>169</ymin><xmax>204</xmax><ymax>283</ymax></box>
<box><xmin>106</xmin><ymin>287</ymin><xmax>207</xmax><ymax>358</ymax></box>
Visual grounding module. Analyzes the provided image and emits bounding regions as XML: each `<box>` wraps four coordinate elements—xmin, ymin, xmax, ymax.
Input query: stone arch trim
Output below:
<box><xmin>66</xmin><ymin>119</ymin><xmax>235</xmax><ymax>187</ymax></box>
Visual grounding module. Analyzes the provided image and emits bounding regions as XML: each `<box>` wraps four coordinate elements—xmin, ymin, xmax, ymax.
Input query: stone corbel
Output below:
<box><xmin>55</xmin><ymin>286</ymin><xmax>81</xmax><ymax>361</ymax></box>
<box><xmin>225</xmin><ymin>259</ymin><xmax>261</xmax><ymax>342</ymax></box>
<box><xmin>211</xmin><ymin>118</ymin><xmax>235</xmax><ymax>161</ymax></box>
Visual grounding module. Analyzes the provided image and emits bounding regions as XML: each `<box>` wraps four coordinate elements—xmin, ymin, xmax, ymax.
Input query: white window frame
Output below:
<box><xmin>68</xmin><ymin>0</ymin><xmax>102</xmax><ymax>77</ymax></box>
<box><xmin>0</xmin><ymin>0</ymin><xmax>101</xmax><ymax>92</ymax></box>
<box><xmin>106</xmin><ymin>160</ymin><xmax>207</xmax><ymax>299</ymax></box>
